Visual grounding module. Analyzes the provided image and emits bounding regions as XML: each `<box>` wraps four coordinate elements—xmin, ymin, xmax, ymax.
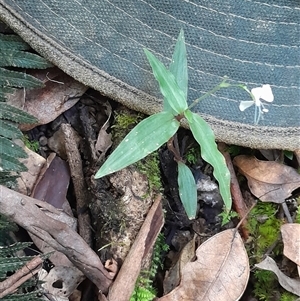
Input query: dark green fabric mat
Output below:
<box><xmin>0</xmin><ymin>1</ymin><xmax>299</xmax><ymax>149</ymax></box>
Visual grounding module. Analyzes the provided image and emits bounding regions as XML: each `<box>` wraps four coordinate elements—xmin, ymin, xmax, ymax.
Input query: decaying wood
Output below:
<box><xmin>0</xmin><ymin>185</ymin><xmax>113</xmax><ymax>293</ymax></box>
<box><xmin>107</xmin><ymin>194</ymin><xmax>164</xmax><ymax>301</ymax></box>
<box><xmin>0</xmin><ymin>256</ymin><xmax>43</xmax><ymax>298</ymax></box>
<box><xmin>61</xmin><ymin>123</ymin><xmax>92</xmax><ymax>246</ymax></box>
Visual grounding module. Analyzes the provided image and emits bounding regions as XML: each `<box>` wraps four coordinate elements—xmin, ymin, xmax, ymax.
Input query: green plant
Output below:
<box><xmin>279</xmin><ymin>291</ymin><xmax>298</xmax><ymax>301</ymax></box>
<box><xmin>0</xmin><ymin>214</ymin><xmax>45</xmax><ymax>300</ymax></box>
<box><xmin>247</xmin><ymin>203</ymin><xmax>282</xmax><ymax>260</ymax></box>
<box><xmin>136</xmin><ymin>152</ymin><xmax>162</xmax><ymax>192</ymax></box>
<box><xmin>95</xmin><ymin>30</ymin><xmax>263</xmax><ymax>219</ymax></box>
<box><xmin>130</xmin><ymin>233</ymin><xmax>169</xmax><ymax>301</ymax></box>
<box><xmin>295</xmin><ymin>202</ymin><xmax>300</xmax><ymax>224</ymax></box>
<box><xmin>22</xmin><ymin>135</ymin><xmax>39</xmax><ymax>152</ymax></box>
<box><xmin>0</xmin><ymin>33</ymin><xmax>51</xmax><ymax>186</ymax></box>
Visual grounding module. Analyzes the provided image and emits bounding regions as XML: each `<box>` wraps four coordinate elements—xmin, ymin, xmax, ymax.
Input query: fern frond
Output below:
<box><xmin>0</xmin><ymin>120</ymin><xmax>23</xmax><ymax>139</ymax></box>
<box><xmin>0</xmin><ymin>242</ymin><xmax>32</xmax><ymax>256</ymax></box>
<box><xmin>0</xmin><ymin>153</ymin><xmax>27</xmax><ymax>172</ymax></box>
<box><xmin>0</xmin><ymin>256</ymin><xmax>35</xmax><ymax>275</ymax></box>
<box><xmin>0</xmin><ymin>67</ymin><xmax>45</xmax><ymax>89</ymax></box>
<box><xmin>0</xmin><ymin>49</ymin><xmax>52</xmax><ymax>69</ymax></box>
<box><xmin>0</xmin><ymin>172</ymin><xmax>18</xmax><ymax>186</ymax></box>
<box><xmin>1</xmin><ymin>291</ymin><xmax>43</xmax><ymax>301</ymax></box>
<box><xmin>0</xmin><ymin>137</ymin><xmax>28</xmax><ymax>158</ymax></box>
<box><xmin>0</xmin><ymin>86</ymin><xmax>15</xmax><ymax>101</ymax></box>
<box><xmin>0</xmin><ymin>33</ymin><xmax>30</xmax><ymax>50</ymax></box>
<box><xmin>0</xmin><ymin>103</ymin><xmax>38</xmax><ymax>123</ymax></box>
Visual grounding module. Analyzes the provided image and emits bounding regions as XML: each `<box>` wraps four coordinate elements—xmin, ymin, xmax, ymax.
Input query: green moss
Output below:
<box><xmin>22</xmin><ymin>135</ymin><xmax>39</xmax><ymax>152</ymax></box>
<box><xmin>279</xmin><ymin>291</ymin><xmax>298</xmax><ymax>301</ymax></box>
<box><xmin>185</xmin><ymin>146</ymin><xmax>199</xmax><ymax>165</ymax></box>
<box><xmin>247</xmin><ymin>202</ymin><xmax>282</xmax><ymax>261</ymax></box>
<box><xmin>246</xmin><ymin>203</ymin><xmax>295</xmax><ymax>300</ymax></box>
<box><xmin>112</xmin><ymin>110</ymin><xmax>144</xmax><ymax>143</ymax></box>
<box><xmin>253</xmin><ymin>270</ymin><xmax>278</xmax><ymax>301</ymax></box>
<box><xmin>136</xmin><ymin>152</ymin><xmax>162</xmax><ymax>192</ymax></box>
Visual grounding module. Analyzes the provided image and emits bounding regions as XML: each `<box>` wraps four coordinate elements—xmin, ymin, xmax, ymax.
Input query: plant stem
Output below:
<box><xmin>188</xmin><ymin>85</ymin><xmax>224</xmax><ymax>110</ymax></box>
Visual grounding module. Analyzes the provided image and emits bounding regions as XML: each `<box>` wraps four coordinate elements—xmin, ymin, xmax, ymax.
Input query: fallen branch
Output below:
<box><xmin>0</xmin><ymin>185</ymin><xmax>113</xmax><ymax>293</ymax></box>
<box><xmin>107</xmin><ymin>194</ymin><xmax>164</xmax><ymax>301</ymax></box>
<box><xmin>61</xmin><ymin>123</ymin><xmax>92</xmax><ymax>246</ymax></box>
<box><xmin>218</xmin><ymin>143</ymin><xmax>249</xmax><ymax>239</ymax></box>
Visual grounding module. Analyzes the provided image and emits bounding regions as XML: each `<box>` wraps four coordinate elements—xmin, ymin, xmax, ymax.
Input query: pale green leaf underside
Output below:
<box><xmin>144</xmin><ymin>49</ymin><xmax>187</xmax><ymax>114</ymax></box>
<box><xmin>95</xmin><ymin>111</ymin><xmax>180</xmax><ymax>178</ymax></box>
<box><xmin>177</xmin><ymin>162</ymin><xmax>197</xmax><ymax>219</ymax></box>
<box><xmin>184</xmin><ymin>110</ymin><xmax>232</xmax><ymax>210</ymax></box>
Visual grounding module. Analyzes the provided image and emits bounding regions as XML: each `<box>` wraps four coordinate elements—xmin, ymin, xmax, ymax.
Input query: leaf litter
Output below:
<box><xmin>2</xmin><ymin>66</ymin><xmax>300</xmax><ymax>300</ymax></box>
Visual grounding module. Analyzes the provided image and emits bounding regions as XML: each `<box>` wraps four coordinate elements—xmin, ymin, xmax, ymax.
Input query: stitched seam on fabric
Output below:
<box><xmin>14</xmin><ymin>0</ymin><xmax>300</xmax><ymax>72</ymax></box>
<box><xmin>184</xmin><ymin>0</ymin><xmax>300</xmax><ymax>25</ymax></box>
<box><xmin>8</xmin><ymin>1</ymin><xmax>300</xmax><ymax>100</ymax></box>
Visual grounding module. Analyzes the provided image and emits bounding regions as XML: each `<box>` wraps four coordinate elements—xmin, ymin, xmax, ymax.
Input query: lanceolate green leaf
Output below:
<box><xmin>144</xmin><ymin>49</ymin><xmax>187</xmax><ymax>114</ymax></box>
<box><xmin>177</xmin><ymin>162</ymin><xmax>197</xmax><ymax>219</ymax></box>
<box><xmin>169</xmin><ymin>29</ymin><xmax>188</xmax><ymax>100</ymax></box>
<box><xmin>164</xmin><ymin>29</ymin><xmax>188</xmax><ymax>113</ymax></box>
<box><xmin>95</xmin><ymin>111</ymin><xmax>179</xmax><ymax>178</ymax></box>
<box><xmin>184</xmin><ymin>110</ymin><xmax>232</xmax><ymax>210</ymax></box>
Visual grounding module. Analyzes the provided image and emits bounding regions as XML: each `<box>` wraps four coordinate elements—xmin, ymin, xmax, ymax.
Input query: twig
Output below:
<box><xmin>107</xmin><ymin>195</ymin><xmax>164</xmax><ymax>301</ymax></box>
<box><xmin>0</xmin><ymin>256</ymin><xmax>43</xmax><ymax>298</ymax></box>
<box><xmin>218</xmin><ymin>143</ymin><xmax>249</xmax><ymax>239</ymax></box>
<box><xmin>0</xmin><ymin>185</ymin><xmax>113</xmax><ymax>293</ymax></box>
<box><xmin>61</xmin><ymin>123</ymin><xmax>92</xmax><ymax>246</ymax></box>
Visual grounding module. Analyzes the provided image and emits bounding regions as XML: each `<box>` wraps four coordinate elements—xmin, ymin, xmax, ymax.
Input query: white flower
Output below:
<box><xmin>239</xmin><ymin>84</ymin><xmax>274</xmax><ymax>124</ymax></box>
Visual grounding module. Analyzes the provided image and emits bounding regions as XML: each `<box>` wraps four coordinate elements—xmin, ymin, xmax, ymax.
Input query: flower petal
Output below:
<box><xmin>261</xmin><ymin>84</ymin><xmax>274</xmax><ymax>102</ymax></box>
<box><xmin>239</xmin><ymin>101</ymin><xmax>254</xmax><ymax>111</ymax></box>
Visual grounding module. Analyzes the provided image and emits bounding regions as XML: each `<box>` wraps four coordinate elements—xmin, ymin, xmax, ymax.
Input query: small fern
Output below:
<box><xmin>0</xmin><ymin>32</ymin><xmax>52</xmax><ymax>186</ymax></box>
<box><xmin>130</xmin><ymin>234</ymin><xmax>169</xmax><ymax>301</ymax></box>
<box><xmin>0</xmin><ymin>214</ymin><xmax>44</xmax><ymax>300</ymax></box>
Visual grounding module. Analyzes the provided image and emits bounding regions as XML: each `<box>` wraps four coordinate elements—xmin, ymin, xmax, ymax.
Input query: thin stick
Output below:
<box><xmin>218</xmin><ymin>143</ymin><xmax>250</xmax><ymax>239</ymax></box>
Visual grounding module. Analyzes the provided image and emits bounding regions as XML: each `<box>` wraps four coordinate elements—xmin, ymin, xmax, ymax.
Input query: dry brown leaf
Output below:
<box><xmin>15</xmin><ymin>140</ymin><xmax>46</xmax><ymax>195</ymax></box>
<box><xmin>7</xmin><ymin>68</ymin><xmax>87</xmax><ymax>131</ymax></box>
<box><xmin>233</xmin><ymin>155</ymin><xmax>300</xmax><ymax>202</ymax></box>
<box><xmin>281</xmin><ymin>224</ymin><xmax>300</xmax><ymax>266</ymax></box>
<box><xmin>158</xmin><ymin>229</ymin><xmax>249</xmax><ymax>301</ymax></box>
<box><xmin>95</xmin><ymin>101</ymin><xmax>112</xmax><ymax>161</ymax></box>
<box><xmin>255</xmin><ymin>256</ymin><xmax>300</xmax><ymax>296</ymax></box>
<box><xmin>163</xmin><ymin>236</ymin><xmax>196</xmax><ymax>294</ymax></box>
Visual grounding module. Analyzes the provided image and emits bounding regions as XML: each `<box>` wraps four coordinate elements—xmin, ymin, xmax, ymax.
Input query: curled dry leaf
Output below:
<box><xmin>233</xmin><ymin>155</ymin><xmax>300</xmax><ymax>202</ymax></box>
<box><xmin>255</xmin><ymin>256</ymin><xmax>300</xmax><ymax>296</ymax></box>
<box><xmin>158</xmin><ymin>229</ymin><xmax>249</xmax><ymax>301</ymax></box>
<box><xmin>281</xmin><ymin>224</ymin><xmax>300</xmax><ymax>266</ymax></box>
